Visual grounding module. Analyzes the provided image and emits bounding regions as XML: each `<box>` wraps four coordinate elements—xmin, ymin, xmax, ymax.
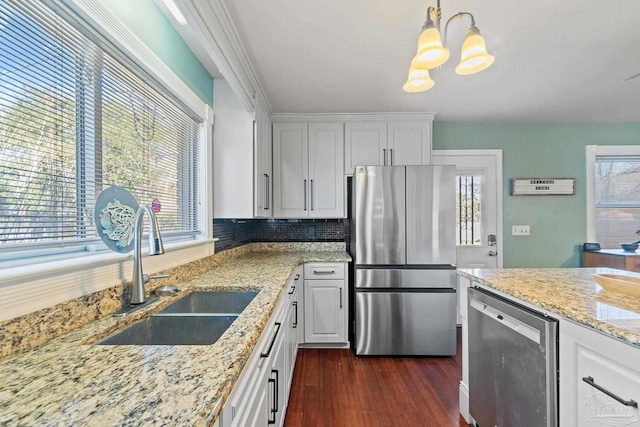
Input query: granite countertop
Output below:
<box><xmin>0</xmin><ymin>249</ymin><xmax>351</xmax><ymax>427</ymax></box>
<box><xmin>458</xmin><ymin>267</ymin><xmax>640</xmax><ymax>348</ymax></box>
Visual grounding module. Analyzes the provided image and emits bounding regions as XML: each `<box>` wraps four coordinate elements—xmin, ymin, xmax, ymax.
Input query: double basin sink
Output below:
<box><xmin>98</xmin><ymin>290</ymin><xmax>258</xmax><ymax>346</ymax></box>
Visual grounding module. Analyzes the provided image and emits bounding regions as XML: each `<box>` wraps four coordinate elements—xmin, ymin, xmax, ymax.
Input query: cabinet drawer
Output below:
<box><xmin>577</xmin><ymin>346</ymin><xmax>640</xmax><ymax>426</ymax></box>
<box><xmin>304</xmin><ymin>262</ymin><xmax>345</xmax><ymax>280</ymax></box>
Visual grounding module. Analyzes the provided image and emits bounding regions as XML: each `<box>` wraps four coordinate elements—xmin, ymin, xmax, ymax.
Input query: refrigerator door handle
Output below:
<box><xmin>389</xmin><ymin>148</ymin><xmax>393</xmax><ymax>165</ymax></box>
<box><xmin>382</xmin><ymin>148</ymin><xmax>386</xmax><ymax>165</ymax></box>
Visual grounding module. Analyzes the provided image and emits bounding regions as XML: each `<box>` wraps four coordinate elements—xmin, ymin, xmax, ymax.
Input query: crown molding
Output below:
<box><xmin>271</xmin><ymin>112</ymin><xmax>437</xmax><ymax>123</ymax></box>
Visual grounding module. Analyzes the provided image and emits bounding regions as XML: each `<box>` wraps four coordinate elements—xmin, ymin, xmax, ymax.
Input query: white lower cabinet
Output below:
<box><xmin>303</xmin><ymin>262</ymin><xmax>347</xmax><ymax>344</ymax></box>
<box><xmin>559</xmin><ymin>319</ymin><xmax>640</xmax><ymax>427</ymax></box>
<box><xmin>284</xmin><ymin>267</ymin><xmax>303</xmax><ymax>392</ymax></box>
<box><xmin>221</xmin><ymin>267</ymin><xmax>304</xmax><ymax>427</ymax></box>
<box><xmin>221</xmin><ymin>262</ymin><xmax>349</xmax><ymax>427</ymax></box>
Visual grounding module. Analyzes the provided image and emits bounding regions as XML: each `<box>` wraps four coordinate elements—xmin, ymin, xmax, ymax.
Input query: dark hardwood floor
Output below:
<box><xmin>284</xmin><ymin>328</ymin><xmax>469</xmax><ymax>427</ymax></box>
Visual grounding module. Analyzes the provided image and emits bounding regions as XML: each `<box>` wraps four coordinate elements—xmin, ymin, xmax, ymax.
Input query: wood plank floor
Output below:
<box><xmin>284</xmin><ymin>328</ymin><xmax>469</xmax><ymax>427</ymax></box>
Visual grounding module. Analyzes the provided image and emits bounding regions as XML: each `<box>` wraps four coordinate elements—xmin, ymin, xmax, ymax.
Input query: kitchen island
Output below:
<box><xmin>458</xmin><ymin>268</ymin><xmax>640</xmax><ymax>427</ymax></box>
<box><xmin>0</xmin><ymin>244</ymin><xmax>350</xmax><ymax>426</ymax></box>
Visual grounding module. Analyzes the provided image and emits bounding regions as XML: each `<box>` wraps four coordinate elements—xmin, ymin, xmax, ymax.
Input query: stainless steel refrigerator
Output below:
<box><xmin>351</xmin><ymin>165</ymin><xmax>457</xmax><ymax>356</ymax></box>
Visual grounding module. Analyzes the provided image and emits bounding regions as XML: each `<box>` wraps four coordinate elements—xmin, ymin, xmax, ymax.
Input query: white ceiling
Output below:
<box><xmin>222</xmin><ymin>0</ymin><xmax>640</xmax><ymax>122</ymax></box>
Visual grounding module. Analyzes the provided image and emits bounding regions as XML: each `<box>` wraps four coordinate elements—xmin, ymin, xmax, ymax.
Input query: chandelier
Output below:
<box><xmin>403</xmin><ymin>0</ymin><xmax>495</xmax><ymax>92</ymax></box>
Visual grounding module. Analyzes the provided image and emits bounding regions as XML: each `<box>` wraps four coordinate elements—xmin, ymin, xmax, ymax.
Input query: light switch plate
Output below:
<box><xmin>512</xmin><ymin>225</ymin><xmax>530</xmax><ymax>236</ymax></box>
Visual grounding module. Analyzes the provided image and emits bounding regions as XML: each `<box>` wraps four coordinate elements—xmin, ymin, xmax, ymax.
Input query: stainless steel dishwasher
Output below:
<box><xmin>468</xmin><ymin>287</ymin><xmax>558</xmax><ymax>427</ymax></box>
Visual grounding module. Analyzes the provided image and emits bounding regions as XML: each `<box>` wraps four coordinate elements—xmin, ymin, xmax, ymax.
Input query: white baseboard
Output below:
<box><xmin>459</xmin><ymin>381</ymin><xmax>474</xmax><ymax>425</ymax></box>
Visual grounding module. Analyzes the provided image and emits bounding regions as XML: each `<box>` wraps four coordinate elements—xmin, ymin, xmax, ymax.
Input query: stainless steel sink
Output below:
<box><xmin>155</xmin><ymin>290</ymin><xmax>259</xmax><ymax>315</ymax></box>
<box><xmin>97</xmin><ymin>290</ymin><xmax>259</xmax><ymax>346</ymax></box>
<box><xmin>97</xmin><ymin>315</ymin><xmax>237</xmax><ymax>345</ymax></box>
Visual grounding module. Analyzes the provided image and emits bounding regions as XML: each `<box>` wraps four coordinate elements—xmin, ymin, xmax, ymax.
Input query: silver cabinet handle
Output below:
<box><xmin>310</xmin><ymin>179</ymin><xmax>314</xmax><ymax>211</ymax></box>
<box><xmin>389</xmin><ymin>148</ymin><xmax>393</xmax><ymax>165</ymax></box>
<box><xmin>339</xmin><ymin>287</ymin><xmax>343</xmax><ymax>309</ymax></box>
<box><xmin>383</xmin><ymin>148</ymin><xmax>386</xmax><ymax>165</ymax></box>
<box><xmin>583</xmin><ymin>376</ymin><xmax>638</xmax><ymax>408</ymax></box>
<box><xmin>266</xmin><ymin>174</ymin><xmax>270</xmax><ymax>210</ymax></box>
<box><xmin>313</xmin><ymin>269</ymin><xmax>335</xmax><ymax>275</ymax></box>
<box><xmin>303</xmin><ymin>179</ymin><xmax>307</xmax><ymax>211</ymax></box>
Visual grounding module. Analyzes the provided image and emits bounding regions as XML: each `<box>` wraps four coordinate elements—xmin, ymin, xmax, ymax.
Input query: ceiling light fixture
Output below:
<box><xmin>404</xmin><ymin>0</ymin><xmax>494</xmax><ymax>92</ymax></box>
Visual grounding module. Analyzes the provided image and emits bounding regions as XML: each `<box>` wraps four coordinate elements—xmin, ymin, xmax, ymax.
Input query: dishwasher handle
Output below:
<box><xmin>470</xmin><ymin>298</ymin><xmax>541</xmax><ymax>344</ymax></box>
<box><xmin>582</xmin><ymin>376</ymin><xmax>639</xmax><ymax>408</ymax></box>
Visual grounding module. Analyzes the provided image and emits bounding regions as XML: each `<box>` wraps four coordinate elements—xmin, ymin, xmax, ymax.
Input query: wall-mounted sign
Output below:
<box><xmin>511</xmin><ymin>178</ymin><xmax>575</xmax><ymax>196</ymax></box>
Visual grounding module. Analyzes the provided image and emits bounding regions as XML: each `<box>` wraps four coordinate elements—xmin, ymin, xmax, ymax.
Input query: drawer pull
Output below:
<box><xmin>313</xmin><ymin>270</ymin><xmax>335</xmax><ymax>275</ymax></box>
<box><xmin>260</xmin><ymin>322</ymin><xmax>282</xmax><ymax>358</ymax></box>
<box><xmin>294</xmin><ymin>274</ymin><xmax>300</xmax><ymax>281</ymax></box>
<box><xmin>288</xmin><ymin>285</ymin><xmax>295</xmax><ymax>295</ymax></box>
<box><xmin>582</xmin><ymin>376</ymin><xmax>639</xmax><ymax>408</ymax></box>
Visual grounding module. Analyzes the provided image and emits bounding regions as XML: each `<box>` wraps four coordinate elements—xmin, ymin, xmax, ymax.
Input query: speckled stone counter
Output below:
<box><xmin>458</xmin><ymin>267</ymin><xmax>640</xmax><ymax>348</ymax></box>
<box><xmin>0</xmin><ymin>247</ymin><xmax>351</xmax><ymax>427</ymax></box>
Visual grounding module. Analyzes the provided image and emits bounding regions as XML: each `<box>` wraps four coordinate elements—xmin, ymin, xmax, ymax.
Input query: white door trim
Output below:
<box><xmin>432</xmin><ymin>149</ymin><xmax>504</xmax><ymax>268</ymax></box>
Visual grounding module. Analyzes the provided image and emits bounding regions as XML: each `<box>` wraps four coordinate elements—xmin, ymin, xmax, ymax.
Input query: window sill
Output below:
<box><xmin>0</xmin><ymin>238</ymin><xmax>216</xmax><ymax>322</ymax></box>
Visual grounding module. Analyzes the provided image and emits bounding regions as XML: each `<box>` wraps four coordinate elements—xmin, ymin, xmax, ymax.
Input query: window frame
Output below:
<box><xmin>586</xmin><ymin>145</ymin><xmax>640</xmax><ymax>243</ymax></box>
<box><xmin>0</xmin><ymin>0</ymin><xmax>214</xmax><ymax>322</ymax></box>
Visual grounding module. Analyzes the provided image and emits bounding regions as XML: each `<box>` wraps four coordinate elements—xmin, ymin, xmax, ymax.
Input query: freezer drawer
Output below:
<box><xmin>355</xmin><ymin>268</ymin><xmax>455</xmax><ymax>289</ymax></box>
<box><xmin>355</xmin><ymin>290</ymin><xmax>456</xmax><ymax>356</ymax></box>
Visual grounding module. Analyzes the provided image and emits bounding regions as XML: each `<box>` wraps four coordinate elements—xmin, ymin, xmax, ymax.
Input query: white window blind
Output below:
<box><xmin>595</xmin><ymin>156</ymin><xmax>640</xmax><ymax>249</ymax></box>
<box><xmin>0</xmin><ymin>0</ymin><xmax>201</xmax><ymax>257</ymax></box>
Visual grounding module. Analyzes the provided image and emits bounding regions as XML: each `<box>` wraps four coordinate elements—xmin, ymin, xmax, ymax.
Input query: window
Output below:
<box><xmin>456</xmin><ymin>175</ymin><xmax>481</xmax><ymax>245</ymax></box>
<box><xmin>594</xmin><ymin>156</ymin><xmax>640</xmax><ymax>249</ymax></box>
<box><xmin>0</xmin><ymin>0</ymin><xmax>201</xmax><ymax>261</ymax></box>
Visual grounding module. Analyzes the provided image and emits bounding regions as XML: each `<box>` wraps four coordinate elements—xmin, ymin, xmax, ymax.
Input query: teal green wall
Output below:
<box><xmin>433</xmin><ymin>123</ymin><xmax>640</xmax><ymax>268</ymax></box>
<box><xmin>103</xmin><ymin>0</ymin><xmax>213</xmax><ymax>105</ymax></box>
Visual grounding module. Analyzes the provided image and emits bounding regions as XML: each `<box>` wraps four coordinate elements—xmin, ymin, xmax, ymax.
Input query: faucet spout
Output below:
<box><xmin>131</xmin><ymin>205</ymin><xmax>165</xmax><ymax>305</ymax></box>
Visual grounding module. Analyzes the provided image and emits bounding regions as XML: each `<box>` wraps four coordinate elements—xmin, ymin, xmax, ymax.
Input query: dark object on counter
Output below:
<box><xmin>620</xmin><ymin>243</ymin><xmax>639</xmax><ymax>252</ymax></box>
<box><xmin>583</xmin><ymin>242</ymin><xmax>601</xmax><ymax>251</ymax></box>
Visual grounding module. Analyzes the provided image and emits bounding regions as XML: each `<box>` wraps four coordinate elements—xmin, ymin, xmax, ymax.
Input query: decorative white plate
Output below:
<box><xmin>94</xmin><ymin>186</ymin><xmax>139</xmax><ymax>253</ymax></box>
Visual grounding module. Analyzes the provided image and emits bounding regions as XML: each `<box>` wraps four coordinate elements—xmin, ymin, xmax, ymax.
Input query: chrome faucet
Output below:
<box><xmin>131</xmin><ymin>204</ymin><xmax>165</xmax><ymax>305</ymax></box>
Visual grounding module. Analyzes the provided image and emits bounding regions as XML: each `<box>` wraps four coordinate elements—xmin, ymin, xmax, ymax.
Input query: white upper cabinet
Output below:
<box><xmin>308</xmin><ymin>123</ymin><xmax>344</xmax><ymax>218</ymax></box>
<box><xmin>254</xmin><ymin>94</ymin><xmax>272</xmax><ymax>217</ymax></box>
<box><xmin>344</xmin><ymin>122</ymin><xmax>387</xmax><ymax>175</ymax></box>
<box><xmin>273</xmin><ymin>122</ymin><xmax>309</xmax><ymax>218</ymax></box>
<box><xmin>273</xmin><ymin>122</ymin><xmax>344</xmax><ymax>218</ymax></box>
<box><xmin>344</xmin><ymin>118</ymin><xmax>433</xmax><ymax>174</ymax></box>
<box><xmin>213</xmin><ymin>80</ymin><xmax>272</xmax><ymax>218</ymax></box>
<box><xmin>213</xmin><ymin>79</ymin><xmax>254</xmax><ymax>218</ymax></box>
<box><xmin>387</xmin><ymin>121</ymin><xmax>432</xmax><ymax>166</ymax></box>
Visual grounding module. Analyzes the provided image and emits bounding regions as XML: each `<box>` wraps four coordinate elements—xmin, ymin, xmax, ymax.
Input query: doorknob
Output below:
<box><xmin>488</xmin><ymin>250</ymin><xmax>498</xmax><ymax>257</ymax></box>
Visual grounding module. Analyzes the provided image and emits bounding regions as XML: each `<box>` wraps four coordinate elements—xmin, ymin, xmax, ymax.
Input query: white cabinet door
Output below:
<box><xmin>387</xmin><ymin>121</ymin><xmax>432</xmax><ymax>166</ymax></box>
<box><xmin>344</xmin><ymin>122</ymin><xmax>387</xmax><ymax>174</ymax></box>
<box><xmin>273</xmin><ymin>122</ymin><xmax>308</xmax><ymax>217</ymax></box>
<box><xmin>254</xmin><ymin>94</ymin><xmax>272</xmax><ymax>217</ymax></box>
<box><xmin>560</xmin><ymin>319</ymin><xmax>640</xmax><ymax>427</ymax></box>
<box><xmin>308</xmin><ymin>122</ymin><xmax>344</xmax><ymax>218</ymax></box>
<box><xmin>273</xmin><ymin>122</ymin><xmax>344</xmax><ymax>218</ymax></box>
<box><xmin>304</xmin><ymin>279</ymin><xmax>346</xmax><ymax>343</ymax></box>
<box><xmin>213</xmin><ymin>79</ymin><xmax>255</xmax><ymax>218</ymax></box>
